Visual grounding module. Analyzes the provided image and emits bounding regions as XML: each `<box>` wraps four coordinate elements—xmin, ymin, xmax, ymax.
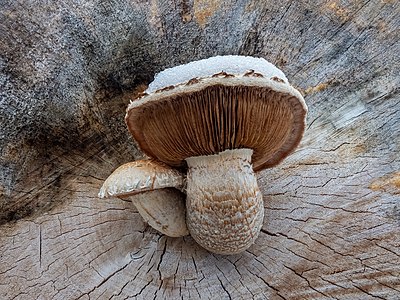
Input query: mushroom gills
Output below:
<box><xmin>129</xmin><ymin>82</ymin><xmax>304</xmax><ymax>171</ymax></box>
<box><xmin>98</xmin><ymin>160</ymin><xmax>189</xmax><ymax>237</ymax></box>
<box><xmin>185</xmin><ymin>148</ymin><xmax>264</xmax><ymax>255</ymax></box>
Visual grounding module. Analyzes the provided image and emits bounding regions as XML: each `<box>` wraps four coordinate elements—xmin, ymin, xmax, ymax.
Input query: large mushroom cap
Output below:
<box><xmin>126</xmin><ymin>55</ymin><xmax>307</xmax><ymax>171</ymax></box>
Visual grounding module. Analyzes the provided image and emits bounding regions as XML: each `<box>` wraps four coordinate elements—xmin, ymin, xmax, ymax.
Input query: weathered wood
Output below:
<box><xmin>1</xmin><ymin>0</ymin><xmax>399</xmax><ymax>299</ymax></box>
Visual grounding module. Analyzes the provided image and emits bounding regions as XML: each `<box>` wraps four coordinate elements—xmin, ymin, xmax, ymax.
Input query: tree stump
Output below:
<box><xmin>1</xmin><ymin>1</ymin><xmax>399</xmax><ymax>299</ymax></box>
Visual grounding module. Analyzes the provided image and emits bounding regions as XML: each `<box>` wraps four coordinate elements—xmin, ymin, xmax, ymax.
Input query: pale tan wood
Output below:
<box><xmin>1</xmin><ymin>0</ymin><xmax>399</xmax><ymax>299</ymax></box>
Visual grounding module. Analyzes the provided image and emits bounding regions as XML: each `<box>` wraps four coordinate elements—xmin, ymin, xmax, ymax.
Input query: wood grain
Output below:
<box><xmin>1</xmin><ymin>0</ymin><xmax>399</xmax><ymax>299</ymax></box>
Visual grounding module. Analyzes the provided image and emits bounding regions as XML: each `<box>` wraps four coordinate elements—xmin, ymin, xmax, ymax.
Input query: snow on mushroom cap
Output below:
<box><xmin>126</xmin><ymin>56</ymin><xmax>307</xmax><ymax>171</ymax></box>
<box><xmin>146</xmin><ymin>55</ymin><xmax>289</xmax><ymax>93</ymax></box>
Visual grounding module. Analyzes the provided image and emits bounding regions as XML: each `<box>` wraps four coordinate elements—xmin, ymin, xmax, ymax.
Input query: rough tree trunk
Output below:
<box><xmin>1</xmin><ymin>0</ymin><xmax>399</xmax><ymax>299</ymax></box>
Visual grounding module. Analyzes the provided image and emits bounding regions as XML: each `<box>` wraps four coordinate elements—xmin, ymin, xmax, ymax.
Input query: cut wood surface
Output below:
<box><xmin>1</xmin><ymin>0</ymin><xmax>399</xmax><ymax>299</ymax></box>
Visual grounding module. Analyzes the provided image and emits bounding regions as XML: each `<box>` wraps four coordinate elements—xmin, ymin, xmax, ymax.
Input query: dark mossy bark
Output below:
<box><xmin>1</xmin><ymin>1</ymin><xmax>399</xmax><ymax>299</ymax></box>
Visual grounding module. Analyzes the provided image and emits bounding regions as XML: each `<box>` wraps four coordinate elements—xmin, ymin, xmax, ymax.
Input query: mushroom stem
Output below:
<box><xmin>185</xmin><ymin>149</ymin><xmax>264</xmax><ymax>254</ymax></box>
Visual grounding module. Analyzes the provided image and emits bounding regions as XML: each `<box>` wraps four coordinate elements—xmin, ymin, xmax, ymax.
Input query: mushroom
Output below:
<box><xmin>99</xmin><ymin>160</ymin><xmax>189</xmax><ymax>237</ymax></box>
<box><xmin>104</xmin><ymin>55</ymin><xmax>307</xmax><ymax>254</ymax></box>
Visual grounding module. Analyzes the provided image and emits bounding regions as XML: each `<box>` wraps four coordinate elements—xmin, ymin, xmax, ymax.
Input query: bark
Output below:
<box><xmin>1</xmin><ymin>0</ymin><xmax>399</xmax><ymax>299</ymax></box>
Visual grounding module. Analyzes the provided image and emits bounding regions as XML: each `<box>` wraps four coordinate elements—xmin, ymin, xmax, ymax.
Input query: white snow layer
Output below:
<box><xmin>146</xmin><ymin>55</ymin><xmax>288</xmax><ymax>93</ymax></box>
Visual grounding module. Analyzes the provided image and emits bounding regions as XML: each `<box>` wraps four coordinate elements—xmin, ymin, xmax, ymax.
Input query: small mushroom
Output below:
<box><xmin>99</xmin><ymin>160</ymin><xmax>189</xmax><ymax>237</ymax></box>
<box><xmin>107</xmin><ymin>55</ymin><xmax>307</xmax><ymax>254</ymax></box>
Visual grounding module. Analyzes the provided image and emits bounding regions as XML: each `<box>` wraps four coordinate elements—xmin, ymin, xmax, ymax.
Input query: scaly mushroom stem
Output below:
<box><xmin>185</xmin><ymin>149</ymin><xmax>264</xmax><ymax>254</ymax></box>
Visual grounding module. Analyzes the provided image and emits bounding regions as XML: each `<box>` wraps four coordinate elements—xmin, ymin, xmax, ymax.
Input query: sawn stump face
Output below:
<box><xmin>1</xmin><ymin>0</ymin><xmax>399</xmax><ymax>299</ymax></box>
